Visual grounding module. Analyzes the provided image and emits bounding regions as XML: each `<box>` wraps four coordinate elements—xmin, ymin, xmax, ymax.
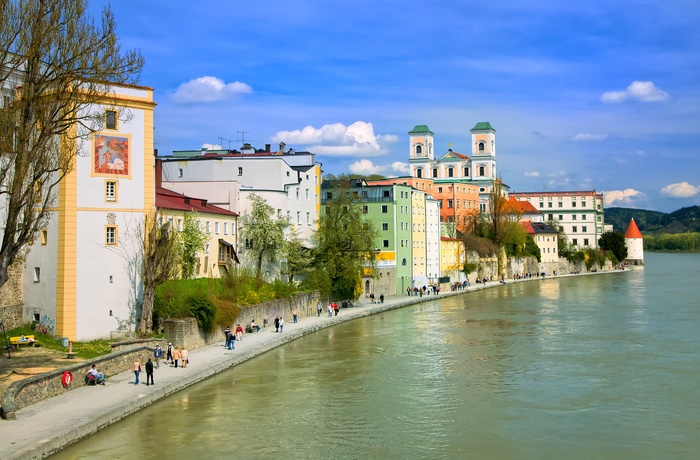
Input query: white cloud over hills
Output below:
<box><xmin>171</xmin><ymin>76</ymin><xmax>253</xmax><ymax>103</ymax></box>
<box><xmin>601</xmin><ymin>81</ymin><xmax>669</xmax><ymax>103</ymax></box>
<box><xmin>660</xmin><ymin>182</ymin><xmax>700</xmax><ymax>198</ymax></box>
<box><xmin>273</xmin><ymin>121</ymin><xmax>398</xmax><ymax>157</ymax></box>
<box><xmin>603</xmin><ymin>188</ymin><xmax>647</xmax><ymax>207</ymax></box>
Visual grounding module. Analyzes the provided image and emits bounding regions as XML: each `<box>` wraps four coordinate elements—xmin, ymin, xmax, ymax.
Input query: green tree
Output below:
<box><xmin>314</xmin><ymin>184</ymin><xmax>377</xmax><ymax>300</ymax></box>
<box><xmin>138</xmin><ymin>212</ymin><xmax>182</xmax><ymax>334</ymax></box>
<box><xmin>181</xmin><ymin>211</ymin><xmax>207</xmax><ymax>279</ymax></box>
<box><xmin>240</xmin><ymin>193</ymin><xmax>288</xmax><ymax>282</ymax></box>
<box><xmin>599</xmin><ymin>231</ymin><xmax>628</xmax><ymax>262</ymax></box>
<box><xmin>0</xmin><ymin>0</ymin><xmax>144</xmax><ymax>289</ymax></box>
<box><xmin>281</xmin><ymin>228</ymin><xmax>312</xmax><ymax>283</ymax></box>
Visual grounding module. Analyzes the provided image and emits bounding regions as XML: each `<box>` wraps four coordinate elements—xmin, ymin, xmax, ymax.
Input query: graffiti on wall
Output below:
<box><xmin>36</xmin><ymin>315</ymin><xmax>55</xmax><ymax>335</ymax></box>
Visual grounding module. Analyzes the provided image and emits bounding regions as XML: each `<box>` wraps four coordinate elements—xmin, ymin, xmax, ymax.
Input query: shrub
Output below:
<box><xmin>186</xmin><ymin>293</ymin><xmax>217</xmax><ymax>332</ymax></box>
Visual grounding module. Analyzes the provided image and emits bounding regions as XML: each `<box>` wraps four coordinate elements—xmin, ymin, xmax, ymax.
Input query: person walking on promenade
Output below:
<box><xmin>293</xmin><ymin>308</ymin><xmax>298</xmax><ymax>323</ymax></box>
<box><xmin>274</xmin><ymin>316</ymin><xmax>280</xmax><ymax>332</ymax></box>
<box><xmin>145</xmin><ymin>358</ymin><xmax>154</xmax><ymax>386</ymax></box>
<box><xmin>154</xmin><ymin>344</ymin><xmax>163</xmax><ymax>369</ymax></box>
<box><xmin>380</xmin><ymin>293</ymin><xmax>384</xmax><ymax>303</ymax></box>
<box><xmin>172</xmin><ymin>347</ymin><xmax>182</xmax><ymax>368</ymax></box>
<box><xmin>334</xmin><ymin>303</ymin><xmax>340</xmax><ymax>316</ymax></box>
<box><xmin>235</xmin><ymin>323</ymin><xmax>244</xmax><ymax>341</ymax></box>
<box><xmin>132</xmin><ymin>358</ymin><xmax>142</xmax><ymax>385</ymax></box>
<box><xmin>224</xmin><ymin>326</ymin><xmax>231</xmax><ymax>349</ymax></box>
<box><xmin>317</xmin><ymin>302</ymin><xmax>322</xmax><ymax>317</ymax></box>
<box><xmin>279</xmin><ymin>316</ymin><xmax>284</xmax><ymax>333</ymax></box>
<box><xmin>181</xmin><ymin>347</ymin><xmax>189</xmax><ymax>368</ymax></box>
<box><xmin>328</xmin><ymin>304</ymin><xmax>333</xmax><ymax>317</ymax></box>
<box><xmin>166</xmin><ymin>343</ymin><xmax>173</xmax><ymax>364</ymax></box>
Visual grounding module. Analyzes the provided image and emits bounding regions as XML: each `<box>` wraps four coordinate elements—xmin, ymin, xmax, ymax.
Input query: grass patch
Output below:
<box><xmin>4</xmin><ymin>326</ymin><xmax>112</xmax><ymax>359</ymax></box>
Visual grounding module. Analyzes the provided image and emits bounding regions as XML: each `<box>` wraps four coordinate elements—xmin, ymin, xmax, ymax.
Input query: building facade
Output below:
<box><xmin>510</xmin><ymin>191</ymin><xmax>605</xmax><ymax>249</ymax></box>
<box><xmin>22</xmin><ymin>84</ymin><xmax>156</xmax><ymax>340</ymax></box>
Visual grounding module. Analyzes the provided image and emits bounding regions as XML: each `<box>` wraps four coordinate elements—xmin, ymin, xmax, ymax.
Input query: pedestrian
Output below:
<box><xmin>328</xmin><ymin>304</ymin><xmax>333</xmax><ymax>317</ymax></box>
<box><xmin>224</xmin><ymin>326</ymin><xmax>231</xmax><ymax>349</ymax></box>
<box><xmin>292</xmin><ymin>308</ymin><xmax>298</xmax><ymax>323</ymax></box>
<box><xmin>333</xmin><ymin>303</ymin><xmax>339</xmax><ymax>316</ymax></box>
<box><xmin>370</xmin><ymin>293</ymin><xmax>375</xmax><ymax>303</ymax></box>
<box><xmin>279</xmin><ymin>316</ymin><xmax>284</xmax><ymax>333</ymax></box>
<box><xmin>181</xmin><ymin>347</ymin><xmax>189</xmax><ymax>368</ymax></box>
<box><xmin>145</xmin><ymin>358</ymin><xmax>154</xmax><ymax>386</ymax></box>
<box><xmin>380</xmin><ymin>293</ymin><xmax>384</xmax><ymax>303</ymax></box>
<box><xmin>172</xmin><ymin>347</ymin><xmax>181</xmax><ymax>368</ymax></box>
<box><xmin>154</xmin><ymin>344</ymin><xmax>163</xmax><ymax>369</ymax></box>
<box><xmin>274</xmin><ymin>316</ymin><xmax>280</xmax><ymax>333</ymax></box>
<box><xmin>235</xmin><ymin>323</ymin><xmax>244</xmax><ymax>341</ymax></box>
<box><xmin>132</xmin><ymin>358</ymin><xmax>142</xmax><ymax>385</ymax></box>
<box><xmin>317</xmin><ymin>302</ymin><xmax>322</xmax><ymax>317</ymax></box>
<box><xmin>166</xmin><ymin>343</ymin><xmax>173</xmax><ymax>364</ymax></box>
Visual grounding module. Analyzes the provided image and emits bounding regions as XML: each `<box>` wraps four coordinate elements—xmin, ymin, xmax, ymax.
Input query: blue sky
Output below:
<box><xmin>95</xmin><ymin>0</ymin><xmax>699</xmax><ymax>213</ymax></box>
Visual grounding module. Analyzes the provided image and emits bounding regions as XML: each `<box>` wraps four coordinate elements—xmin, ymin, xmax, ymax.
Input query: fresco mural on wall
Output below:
<box><xmin>93</xmin><ymin>134</ymin><xmax>131</xmax><ymax>178</ymax></box>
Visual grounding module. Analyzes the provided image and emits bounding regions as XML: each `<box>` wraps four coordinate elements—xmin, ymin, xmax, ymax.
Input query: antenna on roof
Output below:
<box><xmin>237</xmin><ymin>131</ymin><xmax>252</xmax><ymax>146</ymax></box>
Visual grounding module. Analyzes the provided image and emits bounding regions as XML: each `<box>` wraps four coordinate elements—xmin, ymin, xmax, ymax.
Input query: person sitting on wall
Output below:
<box><xmin>86</xmin><ymin>364</ymin><xmax>105</xmax><ymax>385</ymax></box>
<box><xmin>251</xmin><ymin>320</ymin><xmax>260</xmax><ymax>332</ymax></box>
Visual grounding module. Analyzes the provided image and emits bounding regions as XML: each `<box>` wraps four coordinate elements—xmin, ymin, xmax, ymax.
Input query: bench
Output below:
<box><xmin>9</xmin><ymin>335</ymin><xmax>35</xmax><ymax>347</ymax></box>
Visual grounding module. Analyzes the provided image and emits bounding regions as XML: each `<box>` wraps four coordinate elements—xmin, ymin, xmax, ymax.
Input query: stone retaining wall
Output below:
<box><xmin>0</xmin><ymin>304</ymin><xmax>23</xmax><ymax>331</ymax></box>
<box><xmin>0</xmin><ymin>346</ymin><xmax>155</xmax><ymax>420</ymax></box>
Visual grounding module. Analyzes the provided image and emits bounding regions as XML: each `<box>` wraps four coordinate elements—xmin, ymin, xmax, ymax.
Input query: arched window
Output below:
<box><xmin>464</xmin><ymin>167</ymin><xmax>469</xmax><ymax>176</ymax></box>
<box><xmin>478</xmin><ymin>142</ymin><xmax>485</xmax><ymax>152</ymax></box>
<box><xmin>416</xmin><ymin>168</ymin><xmax>422</xmax><ymax>178</ymax></box>
<box><xmin>402</xmin><ymin>258</ymin><xmax>407</xmax><ymax>266</ymax></box>
<box><xmin>416</xmin><ymin>145</ymin><xmax>422</xmax><ymax>154</ymax></box>
<box><xmin>432</xmin><ymin>168</ymin><xmax>438</xmax><ymax>178</ymax></box>
<box><xmin>448</xmin><ymin>168</ymin><xmax>454</xmax><ymax>177</ymax></box>
<box><xmin>479</xmin><ymin>166</ymin><xmax>485</xmax><ymax>176</ymax></box>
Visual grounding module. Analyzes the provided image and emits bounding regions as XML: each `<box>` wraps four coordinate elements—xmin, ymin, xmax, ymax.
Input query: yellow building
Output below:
<box><xmin>440</xmin><ymin>237</ymin><xmax>465</xmax><ymax>285</ymax></box>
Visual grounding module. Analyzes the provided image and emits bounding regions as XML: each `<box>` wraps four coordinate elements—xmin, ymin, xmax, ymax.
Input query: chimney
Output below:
<box><xmin>265</xmin><ymin>143</ymin><xmax>271</xmax><ymax>152</ymax></box>
<box><xmin>155</xmin><ymin>156</ymin><xmax>162</xmax><ymax>188</ymax></box>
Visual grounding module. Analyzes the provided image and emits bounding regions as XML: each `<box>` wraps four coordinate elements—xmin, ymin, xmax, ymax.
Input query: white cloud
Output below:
<box><xmin>573</xmin><ymin>133</ymin><xmax>608</xmax><ymax>141</ymax></box>
<box><xmin>171</xmin><ymin>76</ymin><xmax>253</xmax><ymax>103</ymax></box>
<box><xmin>201</xmin><ymin>143</ymin><xmax>223</xmax><ymax>150</ymax></box>
<box><xmin>273</xmin><ymin>121</ymin><xmax>396</xmax><ymax>157</ymax></box>
<box><xmin>601</xmin><ymin>81</ymin><xmax>670</xmax><ymax>103</ymax></box>
<box><xmin>660</xmin><ymin>182</ymin><xmax>700</xmax><ymax>198</ymax></box>
<box><xmin>524</xmin><ymin>171</ymin><xmax>540</xmax><ymax>177</ymax></box>
<box><xmin>348</xmin><ymin>159</ymin><xmax>410</xmax><ymax>175</ymax></box>
<box><xmin>603</xmin><ymin>189</ymin><xmax>647</xmax><ymax>207</ymax></box>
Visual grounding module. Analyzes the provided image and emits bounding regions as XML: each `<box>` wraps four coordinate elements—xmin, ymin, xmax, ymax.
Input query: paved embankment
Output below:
<box><xmin>0</xmin><ymin>273</ymin><xmax>617</xmax><ymax>459</ymax></box>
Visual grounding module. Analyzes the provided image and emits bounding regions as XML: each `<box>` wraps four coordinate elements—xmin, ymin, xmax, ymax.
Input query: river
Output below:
<box><xmin>55</xmin><ymin>253</ymin><xmax>700</xmax><ymax>459</ymax></box>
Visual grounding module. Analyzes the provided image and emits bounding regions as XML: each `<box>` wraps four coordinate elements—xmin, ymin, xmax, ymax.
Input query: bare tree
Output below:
<box><xmin>139</xmin><ymin>212</ymin><xmax>182</xmax><ymax>334</ymax></box>
<box><xmin>0</xmin><ymin>0</ymin><xmax>144</xmax><ymax>288</ymax></box>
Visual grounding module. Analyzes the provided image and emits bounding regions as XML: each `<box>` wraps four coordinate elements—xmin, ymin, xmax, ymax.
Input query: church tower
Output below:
<box><xmin>470</xmin><ymin>122</ymin><xmax>497</xmax><ymax>181</ymax></box>
<box><xmin>408</xmin><ymin>125</ymin><xmax>434</xmax><ymax>179</ymax></box>
<box><xmin>624</xmin><ymin>218</ymin><xmax>644</xmax><ymax>266</ymax></box>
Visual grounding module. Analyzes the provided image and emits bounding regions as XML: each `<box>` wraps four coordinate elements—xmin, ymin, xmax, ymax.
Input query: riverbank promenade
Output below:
<box><xmin>0</xmin><ymin>275</ymin><xmax>601</xmax><ymax>459</ymax></box>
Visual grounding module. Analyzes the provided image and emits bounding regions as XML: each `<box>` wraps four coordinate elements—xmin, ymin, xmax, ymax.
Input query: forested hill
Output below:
<box><xmin>606</xmin><ymin>206</ymin><xmax>700</xmax><ymax>234</ymax></box>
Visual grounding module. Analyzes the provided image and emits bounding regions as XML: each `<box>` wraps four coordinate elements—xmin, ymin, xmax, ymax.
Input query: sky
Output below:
<box><xmin>93</xmin><ymin>0</ymin><xmax>700</xmax><ymax>213</ymax></box>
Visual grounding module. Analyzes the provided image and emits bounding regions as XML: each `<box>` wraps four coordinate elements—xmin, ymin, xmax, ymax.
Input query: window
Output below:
<box><xmin>558</xmin><ymin>202</ymin><xmax>563</xmax><ymax>208</ymax></box>
<box><xmin>582</xmin><ymin>226</ymin><xmax>587</xmax><ymax>233</ymax></box>
<box><xmin>178</xmin><ymin>168</ymin><xmax>183</xmax><ymax>178</ymax></box>
<box><xmin>573</xmin><ymin>238</ymin><xmax>578</xmax><ymax>246</ymax></box>
<box><xmin>432</xmin><ymin>168</ymin><xmax>438</xmax><ymax>178</ymax></box>
<box><xmin>362</xmin><ymin>206</ymin><xmax>368</xmax><ymax>214</ymax></box>
<box><xmin>572</xmin><ymin>226</ymin><xmax>578</xmax><ymax>233</ymax></box>
<box><xmin>106</xmin><ymin>226</ymin><xmax>117</xmax><ymax>245</ymax></box>
<box><xmin>416</xmin><ymin>145</ymin><xmax>422</xmax><ymax>154</ymax></box>
<box><xmin>478</xmin><ymin>142</ymin><xmax>484</xmax><ymax>152</ymax></box>
<box><xmin>325</xmin><ymin>191</ymin><xmax>333</xmax><ymax>200</ymax></box>
<box><xmin>448</xmin><ymin>200</ymin><xmax>453</xmax><ymax>208</ymax></box>
<box><xmin>205</xmin><ymin>243</ymin><xmax>210</xmax><ymax>254</ymax></box>
<box><xmin>383</xmin><ymin>240</ymin><xmax>389</xmax><ymax>248</ymax></box>
<box><xmin>383</xmin><ymin>190</ymin><xmax>390</xmax><ymax>198</ymax></box>
<box><xmin>41</xmin><ymin>230</ymin><xmax>48</xmax><ymax>245</ymax></box>
<box><xmin>572</xmin><ymin>215</ymin><xmax>577</xmax><ymax>221</ymax></box>
<box><xmin>224</xmin><ymin>222</ymin><xmax>228</xmax><ymax>235</ymax></box>
<box><xmin>306</xmin><ymin>189</ymin><xmax>309</xmax><ymax>200</ymax></box>
<box><xmin>105</xmin><ymin>180</ymin><xmax>117</xmax><ymax>202</ymax></box>
<box><xmin>448</xmin><ymin>168</ymin><xmax>454</xmax><ymax>177</ymax></box>
<box><xmin>296</xmin><ymin>189</ymin><xmax>300</xmax><ymax>200</ymax></box>
<box><xmin>382</xmin><ymin>223</ymin><xmax>389</xmax><ymax>231</ymax></box>
<box><xmin>105</xmin><ymin>110</ymin><xmax>118</xmax><ymax>130</ymax></box>
<box><xmin>205</xmin><ymin>221</ymin><xmax>211</xmax><ymax>234</ymax></box>
<box><xmin>297</xmin><ymin>212</ymin><xmax>301</xmax><ymax>225</ymax></box>
<box><xmin>238</xmin><ymin>167</ymin><xmax>243</xmax><ymax>176</ymax></box>
<box><xmin>581</xmin><ymin>201</ymin><xmax>587</xmax><ymax>208</ymax></box>
<box><xmin>479</xmin><ymin>166</ymin><xmax>485</xmax><ymax>176</ymax></box>
<box><xmin>559</xmin><ymin>215</ymin><xmax>563</xmax><ymax>221</ymax></box>
<box><xmin>539</xmin><ymin>202</ymin><xmax>544</xmax><ymax>208</ymax></box>
<box><xmin>178</xmin><ymin>219</ymin><xmax>183</xmax><ymax>232</ymax></box>
<box><xmin>245</xmin><ymin>239</ymin><xmax>254</xmax><ymax>249</ymax></box>
<box><xmin>381</xmin><ymin>205</ymin><xmax>388</xmax><ymax>213</ymax></box>
<box><xmin>582</xmin><ymin>214</ymin><xmax>587</xmax><ymax>220</ymax></box>
<box><xmin>572</xmin><ymin>202</ymin><xmax>577</xmax><ymax>208</ymax></box>
<box><xmin>464</xmin><ymin>167</ymin><xmax>469</xmax><ymax>176</ymax></box>
<box><xmin>548</xmin><ymin>214</ymin><xmax>553</xmax><ymax>221</ymax></box>
<box><xmin>307</xmin><ymin>212</ymin><xmax>311</xmax><ymax>225</ymax></box>
<box><xmin>402</xmin><ymin>258</ymin><xmax>407</xmax><ymax>266</ymax></box>
<box><xmin>33</xmin><ymin>267</ymin><xmax>40</xmax><ymax>283</ymax></box>
<box><xmin>548</xmin><ymin>202</ymin><xmax>552</xmax><ymax>208</ymax></box>
<box><xmin>215</xmin><ymin>222</ymin><xmax>220</xmax><ymax>234</ymax></box>
<box><xmin>438</xmin><ymin>187</ymin><xmax>443</xmax><ymax>193</ymax></box>
<box><xmin>584</xmin><ymin>238</ymin><xmax>589</xmax><ymax>246</ymax></box>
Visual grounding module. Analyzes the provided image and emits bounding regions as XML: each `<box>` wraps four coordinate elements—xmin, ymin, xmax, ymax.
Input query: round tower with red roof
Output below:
<box><xmin>624</xmin><ymin>218</ymin><xmax>644</xmax><ymax>265</ymax></box>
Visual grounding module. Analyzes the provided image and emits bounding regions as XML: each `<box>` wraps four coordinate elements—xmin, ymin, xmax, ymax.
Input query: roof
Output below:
<box><xmin>510</xmin><ymin>190</ymin><xmax>603</xmax><ymax>198</ymax></box>
<box><xmin>409</xmin><ymin>125</ymin><xmax>434</xmax><ymax>135</ymax></box>
<box><xmin>520</xmin><ymin>221</ymin><xmax>557</xmax><ymax>234</ymax></box>
<box><xmin>624</xmin><ymin>218</ymin><xmax>643</xmax><ymax>238</ymax></box>
<box><xmin>471</xmin><ymin>122</ymin><xmax>495</xmax><ymax>132</ymax></box>
<box><xmin>156</xmin><ymin>187</ymin><xmax>238</xmax><ymax>217</ymax></box>
<box><xmin>504</xmin><ymin>196</ymin><xmax>540</xmax><ymax>214</ymax></box>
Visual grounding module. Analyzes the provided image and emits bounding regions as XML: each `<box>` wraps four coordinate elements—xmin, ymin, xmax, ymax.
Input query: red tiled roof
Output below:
<box><xmin>624</xmin><ymin>218</ymin><xmax>643</xmax><ymax>238</ymax></box>
<box><xmin>504</xmin><ymin>196</ymin><xmax>540</xmax><ymax>214</ymax></box>
<box><xmin>156</xmin><ymin>187</ymin><xmax>238</xmax><ymax>217</ymax></box>
<box><xmin>519</xmin><ymin>221</ymin><xmax>535</xmax><ymax>234</ymax></box>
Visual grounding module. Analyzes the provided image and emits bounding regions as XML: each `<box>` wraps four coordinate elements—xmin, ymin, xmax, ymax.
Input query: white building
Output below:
<box><xmin>425</xmin><ymin>196</ymin><xmax>441</xmax><ymax>284</ymax></box>
<box><xmin>21</xmin><ymin>84</ymin><xmax>156</xmax><ymax>340</ymax></box>
<box><xmin>624</xmin><ymin>218</ymin><xmax>644</xmax><ymax>265</ymax></box>
<box><xmin>158</xmin><ymin>145</ymin><xmax>322</xmax><ymax>279</ymax></box>
<box><xmin>510</xmin><ymin>191</ymin><xmax>605</xmax><ymax>249</ymax></box>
